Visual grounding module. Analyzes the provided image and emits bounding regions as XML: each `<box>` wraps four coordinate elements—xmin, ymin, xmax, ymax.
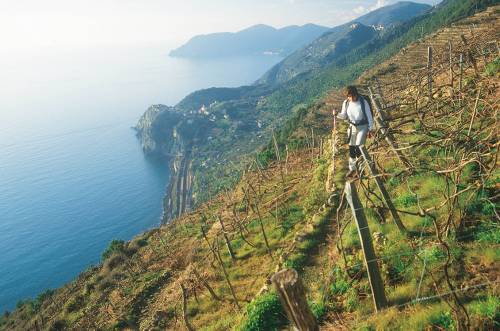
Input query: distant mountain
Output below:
<box><xmin>169</xmin><ymin>23</ymin><xmax>330</xmax><ymax>58</ymax></box>
<box><xmin>257</xmin><ymin>1</ymin><xmax>432</xmax><ymax>86</ymax></box>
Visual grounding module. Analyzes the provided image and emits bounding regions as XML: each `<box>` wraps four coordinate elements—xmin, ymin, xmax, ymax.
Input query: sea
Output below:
<box><xmin>0</xmin><ymin>42</ymin><xmax>282</xmax><ymax>313</ymax></box>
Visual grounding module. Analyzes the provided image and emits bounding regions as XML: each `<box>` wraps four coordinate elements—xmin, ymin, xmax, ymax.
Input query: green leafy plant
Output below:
<box><xmin>429</xmin><ymin>310</ymin><xmax>455</xmax><ymax>330</ymax></box>
<box><xmin>238</xmin><ymin>292</ymin><xmax>287</xmax><ymax>331</ymax></box>
<box><xmin>484</xmin><ymin>57</ymin><xmax>500</xmax><ymax>76</ymax></box>
<box><xmin>330</xmin><ymin>266</ymin><xmax>350</xmax><ymax>295</ymax></box>
<box><xmin>395</xmin><ymin>194</ymin><xmax>418</xmax><ymax>208</ymax></box>
<box><xmin>475</xmin><ymin>222</ymin><xmax>500</xmax><ymax>244</ymax></box>
<box><xmin>309</xmin><ymin>300</ymin><xmax>327</xmax><ymax>322</ymax></box>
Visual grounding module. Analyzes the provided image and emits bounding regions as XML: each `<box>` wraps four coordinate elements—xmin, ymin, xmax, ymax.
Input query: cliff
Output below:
<box><xmin>135</xmin><ymin>106</ymin><xmax>211</xmax><ymax>221</ymax></box>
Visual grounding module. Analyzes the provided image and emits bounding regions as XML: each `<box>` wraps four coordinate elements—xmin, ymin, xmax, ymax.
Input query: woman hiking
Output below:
<box><xmin>332</xmin><ymin>86</ymin><xmax>374</xmax><ymax>178</ymax></box>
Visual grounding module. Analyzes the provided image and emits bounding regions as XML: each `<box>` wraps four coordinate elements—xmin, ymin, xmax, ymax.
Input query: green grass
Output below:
<box><xmin>475</xmin><ymin>222</ymin><xmax>500</xmax><ymax>244</ymax></box>
<box><xmin>469</xmin><ymin>295</ymin><xmax>500</xmax><ymax>328</ymax></box>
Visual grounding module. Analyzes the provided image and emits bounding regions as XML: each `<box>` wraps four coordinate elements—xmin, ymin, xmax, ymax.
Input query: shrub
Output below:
<box><xmin>16</xmin><ymin>300</ymin><xmax>26</xmax><ymax>309</ymax></box>
<box><xmin>419</xmin><ymin>246</ymin><xmax>446</xmax><ymax>265</ymax></box>
<box><xmin>484</xmin><ymin>57</ymin><xmax>500</xmax><ymax>77</ymax></box>
<box><xmin>383</xmin><ymin>240</ymin><xmax>414</xmax><ymax>282</ymax></box>
<box><xmin>471</xmin><ymin>295</ymin><xmax>500</xmax><ymax>326</ymax></box>
<box><xmin>128</xmin><ymin>238</ymin><xmax>148</xmax><ymax>253</ymax></box>
<box><xmin>388</xmin><ymin>176</ymin><xmax>401</xmax><ymax>187</ymax></box>
<box><xmin>429</xmin><ymin>311</ymin><xmax>455</xmax><ymax>330</ymax></box>
<box><xmin>103</xmin><ymin>253</ymin><xmax>126</xmax><ymax>273</ymax></box>
<box><xmin>256</xmin><ymin>149</ymin><xmax>275</xmax><ymax>168</ymax></box>
<box><xmin>475</xmin><ymin>222</ymin><xmax>500</xmax><ymax>244</ymax></box>
<box><xmin>238</xmin><ymin>292</ymin><xmax>287</xmax><ymax>331</ymax></box>
<box><xmin>330</xmin><ymin>266</ymin><xmax>350</xmax><ymax>296</ymax></box>
<box><xmin>395</xmin><ymin>194</ymin><xmax>418</xmax><ymax>208</ymax></box>
<box><xmin>49</xmin><ymin>319</ymin><xmax>67</xmax><ymax>331</ymax></box>
<box><xmin>466</xmin><ymin>189</ymin><xmax>497</xmax><ymax>217</ymax></box>
<box><xmin>345</xmin><ymin>287</ymin><xmax>359</xmax><ymax>312</ymax></box>
<box><xmin>0</xmin><ymin>311</ymin><xmax>9</xmax><ymax>327</ymax></box>
<box><xmin>284</xmin><ymin>253</ymin><xmax>307</xmax><ymax>272</ymax></box>
<box><xmin>470</xmin><ymin>295</ymin><xmax>500</xmax><ymax>327</ymax></box>
<box><xmin>309</xmin><ymin>300</ymin><xmax>327</xmax><ymax>322</ymax></box>
<box><xmin>97</xmin><ymin>277</ymin><xmax>115</xmax><ymax>291</ymax></box>
<box><xmin>32</xmin><ymin>288</ymin><xmax>55</xmax><ymax>312</ymax></box>
<box><xmin>64</xmin><ymin>295</ymin><xmax>85</xmax><ymax>313</ymax></box>
<box><xmin>102</xmin><ymin>239</ymin><xmax>126</xmax><ymax>261</ymax></box>
<box><xmin>83</xmin><ymin>283</ymin><xmax>94</xmax><ymax>295</ymax></box>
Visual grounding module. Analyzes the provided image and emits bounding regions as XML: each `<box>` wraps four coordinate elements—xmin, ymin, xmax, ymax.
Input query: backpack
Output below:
<box><xmin>344</xmin><ymin>95</ymin><xmax>373</xmax><ymax>126</ymax></box>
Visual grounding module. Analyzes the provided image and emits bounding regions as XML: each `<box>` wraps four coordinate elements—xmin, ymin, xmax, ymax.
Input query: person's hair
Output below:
<box><xmin>345</xmin><ymin>85</ymin><xmax>359</xmax><ymax>98</ymax></box>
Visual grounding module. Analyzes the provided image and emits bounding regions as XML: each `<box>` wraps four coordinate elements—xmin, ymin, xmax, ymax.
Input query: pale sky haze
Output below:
<box><xmin>1</xmin><ymin>0</ymin><xmax>440</xmax><ymax>54</ymax></box>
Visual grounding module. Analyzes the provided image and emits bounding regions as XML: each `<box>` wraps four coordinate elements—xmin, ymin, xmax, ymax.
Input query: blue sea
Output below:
<box><xmin>0</xmin><ymin>42</ymin><xmax>282</xmax><ymax>313</ymax></box>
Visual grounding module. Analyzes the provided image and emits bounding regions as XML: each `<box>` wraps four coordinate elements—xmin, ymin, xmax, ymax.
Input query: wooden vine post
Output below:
<box><xmin>459</xmin><ymin>53</ymin><xmax>464</xmax><ymax>106</ymax></box>
<box><xmin>359</xmin><ymin>146</ymin><xmax>407</xmax><ymax>234</ymax></box>
<box><xmin>271</xmin><ymin>269</ymin><xmax>319</xmax><ymax>331</ymax></box>
<box><xmin>217</xmin><ymin>216</ymin><xmax>236</xmax><ymax>261</ymax></box>
<box><xmin>368</xmin><ymin>87</ymin><xmax>411</xmax><ymax>168</ymax></box>
<box><xmin>449</xmin><ymin>41</ymin><xmax>454</xmax><ymax>97</ymax></box>
<box><xmin>427</xmin><ymin>46</ymin><xmax>433</xmax><ymax>99</ymax></box>
<box><xmin>344</xmin><ymin>182</ymin><xmax>388</xmax><ymax>312</ymax></box>
<box><xmin>180</xmin><ymin>283</ymin><xmax>195</xmax><ymax>331</ymax></box>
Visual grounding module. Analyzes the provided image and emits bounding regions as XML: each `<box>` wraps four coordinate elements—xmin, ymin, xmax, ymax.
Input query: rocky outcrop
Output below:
<box><xmin>134</xmin><ymin>104</ymin><xmax>182</xmax><ymax>156</ymax></box>
<box><xmin>135</xmin><ymin>105</ymin><xmax>212</xmax><ymax>222</ymax></box>
<box><xmin>162</xmin><ymin>125</ymin><xmax>194</xmax><ymax>222</ymax></box>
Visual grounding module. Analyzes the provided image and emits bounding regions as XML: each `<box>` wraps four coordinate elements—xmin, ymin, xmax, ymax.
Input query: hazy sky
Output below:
<box><xmin>1</xmin><ymin>0</ymin><xmax>441</xmax><ymax>52</ymax></box>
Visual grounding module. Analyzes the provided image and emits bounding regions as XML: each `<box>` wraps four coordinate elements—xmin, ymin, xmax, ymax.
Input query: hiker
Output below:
<box><xmin>332</xmin><ymin>86</ymin><xmax>374</xmax><ymax>178</ymax></box>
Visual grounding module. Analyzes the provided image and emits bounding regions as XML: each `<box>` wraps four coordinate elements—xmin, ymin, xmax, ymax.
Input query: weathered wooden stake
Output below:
<box><xmin>368</xmin><ymin>87</ymin><xmax>411</xmax><ymax>168</ymax></box>
<box><xmin>271</xmin><ymin>269</ymin><xmax>319</xmax><ymax>331</ymax></box>
<box><xmin>359</xmin><ymin>146</ymin><xmax>407</xmax><ymax>234</ymax></box>
<box><xmin>427</xmin><ymin>46</ymin><xmax>433</xmax><ymax>99</ymax></box>
<box><xmin>449</xmin><ymin>41</ymin><xmax>454</xmax><ymax>98</ymax></box>
<box><xmin>459</xmin><ymin>53</ymin><xmax>464</xmax><ymax>107</ymax></box>
<box><xmin>461</xmin><ymin>34</ymin><xmax>479</xmax><ymax>75</ymax></box>
<box><xmin>375</xmin><ymin>77</ymin><xmax>386</xmax><ymax>109</ymax></box>
<box><xmin>467</xmin><ymin>87</ymin><xmax>482</xmax><ymax>136</ymax></box>
<box><xmin>285</xmin><ymin>144</ymin><xmax>289</xmax><ymax>175</ymax></box>
<box><xmin>272</xmin><ymin>130</ymin><xmax>281</xmax><ymax>162</ymax></box>
<box><xmin>192</xmin><ymin>267</ymin><xmax>221</xmax><ymax>301</ymax></box>
<box><xmin>217</xmin><ymin>216</ymin><xmax>236</xmax><ymax>261</ymax></box>
<box><xmin>311</xmin><ymin>128</ymin><xmax>315</xmax><ymax>164</ymax></box>
<box><xmin>344</xmin><ymin>182</ymin><xmax>388</xmax><ymax>312</ymax></box>
<box><xmin>180</xmin><ymin>283</ymin><xmax>195</xmax><ymax>331</ymax></box>
<box><xmin>214</xmin><ymin>237</ymin><xmax>241</xmax><ymax>309</ymax></box>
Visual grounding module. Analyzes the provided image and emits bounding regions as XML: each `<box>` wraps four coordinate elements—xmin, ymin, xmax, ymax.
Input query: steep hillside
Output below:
<box><xmin>169</xmin><ymin>23</ymin><xmax>330</xmax><ymax>58</ymax></box>
<box><xmin>2</xmin><ymin>5</ymin><xmax>498</xmax><ymax>330</ymax></box>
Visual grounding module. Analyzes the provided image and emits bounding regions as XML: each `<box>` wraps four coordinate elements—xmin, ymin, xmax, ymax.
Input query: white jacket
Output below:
<box><xmin>337</xmin><ymin>98</ymin><xmax>374</xmax><ymax>131</ymax></box>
